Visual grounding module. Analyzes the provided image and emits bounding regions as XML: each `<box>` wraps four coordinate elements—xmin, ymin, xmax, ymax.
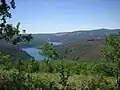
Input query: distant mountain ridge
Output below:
<box><xmin>53</xmin><ymin>28</ymin><xmax>120</xmax><ymax>37</ymax></box>
<box><xmin>17</xmin><ymin>28</ymin><xmax>120</xmax><ymax>47</ymax></box>
<box><xmin>41</xmin><ymin>28</ymin><xmax>120</xmax><ymax>43</ymax></box>
<box><xmin>1</xmin><ymin>28</ymin><xmax>120</xmax><ymax>47</ymax></box>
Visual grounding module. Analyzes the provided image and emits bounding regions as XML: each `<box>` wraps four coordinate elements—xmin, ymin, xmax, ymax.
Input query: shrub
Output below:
<box><xmin>80</xmin><ymin>75</ymin><xmax>115</xmax><ymax>90</ymax></box>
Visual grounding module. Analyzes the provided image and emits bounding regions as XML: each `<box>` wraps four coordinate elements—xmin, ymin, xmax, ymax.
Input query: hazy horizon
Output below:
<box><xmin>26</xmin><ymin>28</ymin><xmax>120</xmax><ymax>34</ymax></box>
<box><xmin>7</xmin><ymin>0</ymin><xmax>120</xmax><ymax>33</ymax></box>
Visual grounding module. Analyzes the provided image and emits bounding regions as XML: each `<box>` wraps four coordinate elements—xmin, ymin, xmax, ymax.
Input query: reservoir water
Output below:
<box><xmin>22</xmin><ymin>47</ymin><xmax>44</xmax><ymax>60</ymax></box>
<box><xmin>22</xmin><ymin>42</ymin><xmax>63</xmax><ymax>60</ymax></box>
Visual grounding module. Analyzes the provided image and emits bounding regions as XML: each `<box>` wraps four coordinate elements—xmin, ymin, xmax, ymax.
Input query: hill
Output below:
<box><xmin>53</xmin><ymin>28</ymin><xmax>120</xmax><ymax>60</ymax></box>
<box><xmin>56</xmin><ymin>39</ymin><xmax>103</xmax><ymax>60</ymax></box>
<box><xmin>1</xmin><ymin>28</ymin><xmax>119</xmax><ymax>48</ymax></box>
<box><xmin>0</xmin><ymin>28</ymin><xmax>120</xmax><ymax>60</ymax></box>
<box><xmin>0</xmin><ymin>39</ymin><xmax>33</xmax><ymax>60</ymax></box>
<box><xmin>31</xmin><ymin>28</ymin><xmax>120</xmax><ymax>45</ymax></box>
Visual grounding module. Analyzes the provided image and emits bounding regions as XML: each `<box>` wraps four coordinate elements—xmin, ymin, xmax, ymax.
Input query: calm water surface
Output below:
<box><xmin>22</xmin><ymin>47</ymin><xmax>44</xmax><ymax>60</ymax></box>
<box><xmin>22</xmin><ymin>42</ymin><xmax>63</xmax><ymax>60</ymax></box>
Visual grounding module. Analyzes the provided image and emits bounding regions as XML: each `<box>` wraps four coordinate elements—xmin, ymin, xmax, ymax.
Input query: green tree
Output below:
<box><xmin>0</xmin><ymin>0</ymin><xmax>33</xmax><ymax>45</ymax></box>
<box><xmin>38</xmin><ymin>43</ymin><xmax>59</xmax><ymax>60</ymax></box>
<box><xmin>101</xmin><ymin>33</ymin><xmax>120</xmax><ymax>62</ymax></box>
<box><xmin>38</xmin><ymin>43</ymin><xmax>59</xmax><ymax>73</ymax></box>
<box><xmin>0</xmin><ymin>2</ymin><xmax>33</xmax><ymax>88</ymax></box>
<box><xmin>101</xmin><ymin>33</ymin><xmax>120</xmax><ymax>89</ymax></box>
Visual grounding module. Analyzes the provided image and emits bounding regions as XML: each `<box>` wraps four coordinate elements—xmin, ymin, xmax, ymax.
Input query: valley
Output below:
<box><xmin>1</xmin><ymin>28</ymin><xmax>120</xmax><ymax>61</ymax></box>
<box><xmin>0</xmin><ymin>0</ymin><xmax>120</xmax><ymax>89</ymax></box>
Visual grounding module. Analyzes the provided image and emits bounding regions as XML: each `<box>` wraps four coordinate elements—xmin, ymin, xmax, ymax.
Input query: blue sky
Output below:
<box><xmin>7</xmin><ymin>0</ymin><xmax>120</xmax><ymax>33</ymax></box>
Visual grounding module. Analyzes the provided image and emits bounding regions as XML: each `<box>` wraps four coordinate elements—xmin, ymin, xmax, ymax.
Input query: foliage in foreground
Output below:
<box><xmin>0</xmin><ymin>69</ymin><xmax>117</xmax><ymax>90</ymax></box>
<box><xmin>101</xmin><ymin>33</ymin><xmax>120</xmax><ymax>89</ymax></box>
<box><xmin>0</xmin><ymin>57</ymin><xmax>119</xmax><ymax>90</ymax></box>
<box><xmin>1</xmin><ymin>32</ymin><xmax>120</xmax><ymax>89</ymax></box>
<box><xmin>0</xmin><ymin>0</ymin><xmax>33</xmax><ymax>45</ymax></box>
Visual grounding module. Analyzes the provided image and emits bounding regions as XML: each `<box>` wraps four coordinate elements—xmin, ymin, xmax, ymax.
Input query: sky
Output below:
<box><xmin>7</xmin><ymin>0</ymin><xmax>120</xmax><ymax>33</ymax></box>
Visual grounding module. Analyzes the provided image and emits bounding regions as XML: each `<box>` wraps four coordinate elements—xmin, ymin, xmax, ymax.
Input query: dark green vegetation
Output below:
<box><xmin>0</xmin><ymin>0</ymin><xmax>32</xmax><ymax>44</ymax></box>
<box><xmin>0</xmin><ymin>46</ymin><xmax>33</xmax><ymax>60</ymax></box>
<box><xmin>0</xmin><ymin>39</ymin><xmax>33</xmax><ymax>60</ymax></box>
<box><xmin>0</xmin><ymin>0</ymin><xmax>33</xmax><ymax>60</ymax></box>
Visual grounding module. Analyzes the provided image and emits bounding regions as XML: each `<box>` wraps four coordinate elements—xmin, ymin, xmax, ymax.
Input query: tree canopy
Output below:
<box><xmin>38</xmin><ymin>43</ymin><xmax>59</xmax><ymax>60</ymax></box>
<box><xmin>0</xmin><ymin>0</ymin><xmax>33</xmax><ymax>45</ymax></box>
<box><xmin>101</xmin><ymin>33</ymin><xmax>120</xmax><ymax>62</ymax></box>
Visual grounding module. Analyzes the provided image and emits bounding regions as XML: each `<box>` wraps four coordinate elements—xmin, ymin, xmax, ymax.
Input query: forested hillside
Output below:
<box><xmin>1</xmin><ymin>29</ymin><xmax>120</xmax><ymax>60</ymax></box>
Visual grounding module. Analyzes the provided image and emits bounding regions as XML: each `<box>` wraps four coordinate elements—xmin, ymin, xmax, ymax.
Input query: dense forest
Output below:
<box><xmin>1</xmin><ymin>0</ymin><xmax>120</xmax><ymax>90</ymax></box>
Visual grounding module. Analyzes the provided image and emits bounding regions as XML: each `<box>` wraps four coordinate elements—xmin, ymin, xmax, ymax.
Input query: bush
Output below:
<box><xmin>92</xmin><ymin>63</ymin><xmax>116</xmax><ymax>77</ymax></box>
<box><xmin>80</xmin><ymin>75</ymin><xmax>115</xmax><ymax>90</ymax></box>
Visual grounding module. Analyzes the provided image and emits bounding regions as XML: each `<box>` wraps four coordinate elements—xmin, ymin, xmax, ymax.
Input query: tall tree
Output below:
<box><xmin>101</xmin><ymin>33</ymin><xmax>120</xmax><ymax>89</ymax></box>
<box><xmin>0</xmin><ymin>1</ymin><xmax>33</xmax><ymax>82</ymax></box>
<box><xmin>0</xmin><ymin>0</ymin><xmax>33</xmax><ymax>45</ymax></box>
